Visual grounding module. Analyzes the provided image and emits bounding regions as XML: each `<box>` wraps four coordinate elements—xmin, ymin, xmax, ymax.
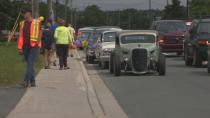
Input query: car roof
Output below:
<box><xmin>98</xmin><ymin>26</ymin><xmax>121</xmax><ymax>29</ymax></box>
<box><xmin>118</xmin><ymin>30</ymin><xmax>158</xmax><ymax>36</ymax></box>
<box><xmin>154</xmin><ymin>20</ymin><xmax>184</xmax><ymax>23</ymax></box>
<box><xmin>198</xmin><ymin>19</ymin><xmax>210</xmax><ymax>22</ymax></box>
<box><xmin>102</xmin><ymin>30</ymin><xmax>121</xmax><ymax>34</ymax></box>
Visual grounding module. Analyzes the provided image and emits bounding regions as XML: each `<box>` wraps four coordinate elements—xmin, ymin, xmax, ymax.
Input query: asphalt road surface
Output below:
<box><xmin>0</xmin><ymin>87</ymin><xmax>25</xmax><ymax>118</ymax></box>
<box><xmin>80</xmin><ymin>51</ymin><xmax>210</xmax><ymax>118</ymax></box>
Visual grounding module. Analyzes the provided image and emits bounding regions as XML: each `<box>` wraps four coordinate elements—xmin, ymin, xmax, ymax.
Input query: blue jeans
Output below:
<box><xmin>23</xmin><ymin>46</ymin><xmax>38</xmax><ymax>82</ymax></box>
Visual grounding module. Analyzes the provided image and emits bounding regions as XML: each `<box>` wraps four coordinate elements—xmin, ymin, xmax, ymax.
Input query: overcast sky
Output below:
<box><xmin>68</xmin><ymin>0</ymin><xmax>187</xmax><ymax>10</ymax></box>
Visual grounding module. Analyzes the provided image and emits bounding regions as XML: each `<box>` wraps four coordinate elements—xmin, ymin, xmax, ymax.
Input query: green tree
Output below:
<box><xmin>163</xmin><ymin>0</ymin><xmax>186</xmax><ymax>19</ymax></box>
<box><xmin>190</xmin><ymin>0</ymin><xmax>210</xmax><ymax>17</ymax></box>
<box><xmin>80</xmin><ymin>5</ymin><xmax>106</xmax><ymax>26</ymax></box>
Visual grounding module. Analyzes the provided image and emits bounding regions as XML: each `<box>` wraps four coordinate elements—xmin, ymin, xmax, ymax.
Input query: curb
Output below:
<box><xmin>75</xmin><ymin>50</ymin><xmax>128</xmax><ymax>118</ymax></box>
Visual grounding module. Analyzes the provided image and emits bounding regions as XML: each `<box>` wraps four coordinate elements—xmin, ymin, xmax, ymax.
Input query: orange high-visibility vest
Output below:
<box><xmin>18</xmin><ymin>19</ymin><xmax>42</xmax><ymax>49</ymax></box>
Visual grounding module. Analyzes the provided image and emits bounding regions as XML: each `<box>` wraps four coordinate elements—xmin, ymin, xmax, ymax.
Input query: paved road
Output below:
<box><xmin>80</xmin><ymin>51</ymin><xmax>210</xmax><ymax>118</ymax></box>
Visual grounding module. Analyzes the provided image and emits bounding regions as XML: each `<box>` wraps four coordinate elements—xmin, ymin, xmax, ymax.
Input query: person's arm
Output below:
<box><xmin>18</xmin><ymin>21</ymin><xmax>24</xmax><ymax>54</ymax></box>
<box><xmin>68</xmin><ymin>30</ymin><xmax>73</xmax><ymax>44</ymax></box>
<box><xmin>54</xmin><ymin>29</ymin><xmax>58</xmax><ymax>41</ymax></box>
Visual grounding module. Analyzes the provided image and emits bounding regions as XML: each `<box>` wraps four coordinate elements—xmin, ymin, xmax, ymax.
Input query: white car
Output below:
<box><xmin>96</xmin><ymin>29</ymin><xmax>122</xmax><ymax>69</ymax></box>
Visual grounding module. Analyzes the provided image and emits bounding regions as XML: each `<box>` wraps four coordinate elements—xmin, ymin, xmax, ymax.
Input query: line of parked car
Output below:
<box><xmin>76</xmin><ymin>19</ymin><xmax>210</xmax><ymax>76</ymax></box>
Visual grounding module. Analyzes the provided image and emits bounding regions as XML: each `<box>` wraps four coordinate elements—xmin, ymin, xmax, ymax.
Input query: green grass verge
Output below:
<box><xmin>0</xmin><ymin>42</ymin><xmax>44</xmax><ymax>86</ymax></box>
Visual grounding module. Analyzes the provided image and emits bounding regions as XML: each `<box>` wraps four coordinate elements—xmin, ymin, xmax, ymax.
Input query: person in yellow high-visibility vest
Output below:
<box><xmin>18</xmin><ymin>10</ymin><xmax>42</xmax><ymax>87</ymax></box>
<box><xmin>54</xmin><ymin>18</ymin><xmax>73</xmax><ymax>70</ymax></box>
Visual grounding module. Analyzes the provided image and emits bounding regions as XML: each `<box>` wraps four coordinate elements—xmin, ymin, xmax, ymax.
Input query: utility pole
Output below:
<box><xmin>118</xmin><ymin>10</ymin><xmax>121</xmax><ymax>27</ymax></box>
<box><xmin>48</xmin><ymin>0</ymin><xmax>55</xmax><ymax>23</ymax></box>
<box><xmin>74</xmin><ymin>8</ymin><xmax>77</xmax><ymax>29</ymax></box>
<box><xmin>186</xmin><ymin>0</ymin><xmax>191</xmax><ymax>19</ymax></box>
<box><xmin>128</xmin><ymin>12</ymin><xmax>131</xmax><ymax>29</ymax></box>
<box><xmin>166</xmin><ymin>0</ymin><xmax>169</xmax><ymax>6</ymax></box>
<box><xmin>32</xmin><ymin>0</ymin><xmax>39</xmax><ymax>18</ymax></box>
<box><xmin>70</xmin><ymin>0</ymin><xmax>73</xmax><ymax>24</ymax></box>
<box><xmin>55</xmin><ymin>0</ymin><xmax>58</xmax><ymax>21</ymax></box>
<box><xmin>148</xmin><ymin>0</ymin><xmax>152</xmax><ymax>21</ymax></box>
<box><xmin>64</xmin><ymin>0</ymin><xmax>69</xmax><ymax>24</ymax></box>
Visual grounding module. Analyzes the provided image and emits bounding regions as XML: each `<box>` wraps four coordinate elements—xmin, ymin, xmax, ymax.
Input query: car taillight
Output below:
<box><xmin>197</xmin><ymin>40</ymin><xmax>208</xmax><ymax>45</ymax></box>
<box><xmin>207</xmin><ymin>41</ymin><xmax>210</xmax><ymax>46</ymax></box>
<box><xmin>158</xmin><ymin>36</ymin><xmax>165</xmax><ymax>44</ymax></box>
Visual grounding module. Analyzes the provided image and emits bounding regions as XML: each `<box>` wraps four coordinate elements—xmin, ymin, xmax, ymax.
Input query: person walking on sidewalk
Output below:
<box><xmin>18</xmin><ymin>10</ymin><xmax>42</xmax><ymax>87</ymax></box>
<box><xmin>42</xmin><ymin>22</ymin><xmax>54</xmax><ymax>69</ymax></box>
<box><xmin>54</xmin><ymin>19</ymin><xmax>73</xmax><ymax>70</ymax></box>
<box><xmin>49</xmin><ymin>19</ymin><xmax>58</xmax><ymax>66</ymax></box>
<box><xmin>68</xmin><ymin>24</ymin><xmax>76</xmax><ymax>57</ymax></box>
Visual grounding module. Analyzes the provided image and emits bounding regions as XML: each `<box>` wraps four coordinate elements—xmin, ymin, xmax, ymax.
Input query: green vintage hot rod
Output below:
<box><xmin>109</xmin><ymin>30</ymin><xmax>166</xmax><ymax>76</ymax></box>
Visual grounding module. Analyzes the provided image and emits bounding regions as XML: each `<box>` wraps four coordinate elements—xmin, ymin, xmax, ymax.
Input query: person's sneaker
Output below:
<box><xmin>53</xmin><ymin>61</ymin><xmax>57</xmax><ymax>66</ymax></box>
<box><xmin>30</xmin><ymin>81</ymin><xmax>36</xmax><ymax>87</ymax></box>
<box><xmin>44</xmin><ymin>66</ymin><xmax>50</xmax><ymax>69</ymax></box>
<box><xmin>64</xmin><ymin>67</ymin><xmax>70</xmax><ymax>70</ymax></box>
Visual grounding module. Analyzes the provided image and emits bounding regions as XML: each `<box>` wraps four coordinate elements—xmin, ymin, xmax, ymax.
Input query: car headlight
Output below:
<box><xmin>103</xmin><ymin>48</ymin><xmax>113</xmax><ymax>52</ymax></box>
<box><xmin>102</xmin><ymin>48</ymin><xmax>113</xmax><ymax>56</ymax></box>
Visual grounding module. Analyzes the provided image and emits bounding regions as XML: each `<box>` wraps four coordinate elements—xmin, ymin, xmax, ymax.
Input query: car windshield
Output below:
<box><xmin>90</xmin><ymin>32</ymin><xmax>101</xmax><ymax>43</ymax></box>
<box><xmin>103</xmin><ymin>32</ymin><xmax>116</xmax><ymax>42</ymax></box>
<box><xmin>121</xmin><ymin>34</ymin><xmax>155</xmax><ymax>44</ymax></box>
<box><xmin>79</xmin><ymin>32</ymin><xmax>91</xmax><ymax>39</ymax></box>
<box><xmin>158</xmin><ymin>21</ymin><xmax>187</xmax><ymax>32</ymax></box>
<box><xmin>198</xmin><ymin>22</ymin><xmax>210</xmax><ymax>34</ymax></box>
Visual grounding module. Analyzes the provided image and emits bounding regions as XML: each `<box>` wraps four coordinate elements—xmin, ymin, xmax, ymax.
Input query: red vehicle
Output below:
<box><xmin>151</xmin><ymin>20</ymin><xmax>189</xmax><ymax>56</ymax></box>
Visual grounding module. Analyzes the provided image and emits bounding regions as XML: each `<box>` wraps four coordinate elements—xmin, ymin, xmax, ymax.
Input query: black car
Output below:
<box><xmin>184</xmin><ymin>19</ymin><xmax>210</xmax><ymax>67</ymax></box>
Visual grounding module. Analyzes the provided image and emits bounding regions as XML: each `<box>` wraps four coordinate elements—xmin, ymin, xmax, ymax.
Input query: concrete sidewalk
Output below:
<box><xmin>6</xmin><ymin>52</ymin><xmax>128</xmax><ymax>118</ymax></box>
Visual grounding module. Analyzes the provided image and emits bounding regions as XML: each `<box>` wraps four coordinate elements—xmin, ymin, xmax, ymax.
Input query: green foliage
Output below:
<box><xmin>163</xmin><ymin>0</ymin><xmax>186</xmax><ymax>19</ymax></box>
<box><xmin>77</xmin><ymin>5</ymin><xmax>106</xmax><ymax>27</ymax></box>
<box><xmin>190</xmin><ymin>0</ymin><xmax>210</xmax><ymax>17</ymax></box>
<box><xmin>0</xmin><ymin>0</ymin><xmax>31</xmax><ymax>30</ymax></box>
<box><xmin>0</xmin><ymin>42</ymin><xmax>44</xmax><ymax>86</ymax></box>
<box><xmin>0</xmin><ymin>1</ymin><xmax>163</xmax><ymax>30</ymax></box>
<box><xmin>76</xmin><ymin>7</ymin><xmax>162</xmax><ymax>30</ymax></box>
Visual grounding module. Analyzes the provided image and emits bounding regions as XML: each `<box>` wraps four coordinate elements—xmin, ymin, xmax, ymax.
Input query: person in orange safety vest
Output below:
<box><xmin>18</xmin><ymin>10</ymin><xmax>42</xmax><ymax>87</ymax></box>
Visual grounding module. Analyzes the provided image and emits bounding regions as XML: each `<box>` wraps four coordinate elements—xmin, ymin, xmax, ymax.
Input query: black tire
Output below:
<box><xmin>184</xmin><ymin>48</ymin><xmax>193</xmax><ymax>66</ymax></box>
<box><xmin>114</xmin><ymin>55</ymin><xmax>121</xmax><ymax>76</ymax></box>
<box><xmin>98</xmin><ymin>61</ymin><xmax>102</xmax><ymax>67</ymax></box>
<box><xmin>208</xmin><ymin>55</ymin><xmax>210</xmax><ymax>73</ymax></box>
<box><xmin>109</xmin><ymin>53</ymin><xmax>114</xmax><ymax>74</ymax></box>
<box><xmin>86</xmin><ymin>55</ymin><xmax>89</xmax><ymax>63</ymax></box>
<box><xmin>158</xmin><ymin>53</ymin><xmax>166</xmax><ymax>76</ymax></box>
<box><xmin>88</xmin><ymin>56</ymin><xmax>94</xmax><ymax>64</ymax></box>
<box><xmin>177</xmin><ymin>52</ymin><xmax>183</xmax><ymax>56</ymax></box>
<box><xmin>101</xmin><ymin>62</ymin><xmax>109</xmax><ymax>69</ymax></box>
<box><xmin>193</xmin><ymin>49</ymin><xmax>202</xmax><ymax>68</ymax></box>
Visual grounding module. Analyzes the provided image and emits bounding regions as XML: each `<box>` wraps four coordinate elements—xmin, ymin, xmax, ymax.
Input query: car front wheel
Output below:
<box><xmin>158</xmin><ymin>53</ymin><xmax>166</xmax><ymax>76</ymax></box>
<box><xmin>109</xmin><ymin>53</ymin><xmax>114</xmax><ymax>74</ymax></box>
<box><xmin>114</xmin><ymin>55</ymin><xmax>121</xmax><ymax>76</ymax></box>
<box><xmin>184</xmin><ymin>47</ymin><xmax>193</xmax><ymax>66</ymax></box>
<box><xmin>208</xmin><ymin>55</ymin><xmax>210</xmax><ymax>73</ymax></box>
<box><xmin>193</xmin><ymin>49</ymin><xmax>202</xmax><ymax>68</ymax></box>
